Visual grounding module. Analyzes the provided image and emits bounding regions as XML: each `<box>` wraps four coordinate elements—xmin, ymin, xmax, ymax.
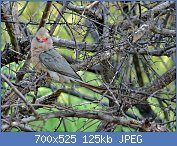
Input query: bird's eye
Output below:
<box><xmin>43</xmin><ymin>37</ymin><xmax>48</xmax><ymax>42</ymax></box>
<box><xmin>36</xmin><ymin>37</ymin><xmax>40</xmax><ymax>41</ymax></box>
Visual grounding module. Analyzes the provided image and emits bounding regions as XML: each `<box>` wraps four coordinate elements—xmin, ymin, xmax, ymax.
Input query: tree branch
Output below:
<box><xmin>38</xmin><ymin>1</ymin><xmax>52</xmax><ymax>28</ymax></box>
<box><xmin>1</xmin><ymin>73</ymin><xmax>39</xmax><ymax>117</ymax></box>
<box><xmin>2</xmin><ymin>108</ymin><xmax>168</xmax><ymax>132</ymax></box>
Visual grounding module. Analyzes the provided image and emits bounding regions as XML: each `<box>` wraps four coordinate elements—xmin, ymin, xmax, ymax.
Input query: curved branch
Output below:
<box><xmin>1</xmin><ymin>73</ymin><xmax>39</xmax><ymax>117</ymax></box>
<box><xmin>58</xmin><ymin>1</ymin><xmax>102</xmax><ymax>21</ymax></box>
<box><xmin>2</xmin><ymin>108</ymin><xmax>168</xmax><ymax>132</ymax></box>
<box><xmin>126</xmin><ymin>66</ymin><xmax>176</xmax><ymax>106</ymax></box>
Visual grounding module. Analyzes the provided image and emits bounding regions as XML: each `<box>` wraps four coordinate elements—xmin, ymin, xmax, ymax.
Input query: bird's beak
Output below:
<box><xmin>36</xmin><ymin>36</ymin><xmax>48</xmax><ymax>43</ymax></box>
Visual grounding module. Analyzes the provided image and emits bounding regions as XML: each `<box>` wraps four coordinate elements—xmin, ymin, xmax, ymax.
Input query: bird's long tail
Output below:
<box><xmin>76</xmin><ymin>80</ymin><xmax>108</xmax><ymax>91</ymax></box>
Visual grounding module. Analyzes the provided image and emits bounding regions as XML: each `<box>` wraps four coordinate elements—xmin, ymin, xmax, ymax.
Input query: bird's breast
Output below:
<box><xmin>31</xmin><ymin>47</ymin><xmax>48</xmax><ymax>72</ymax></box>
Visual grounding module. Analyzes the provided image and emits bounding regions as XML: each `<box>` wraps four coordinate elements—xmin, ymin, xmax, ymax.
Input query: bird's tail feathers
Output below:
<box><xmin>76</xmin><ymin>80</ymin><xmax>108</xmax><ymax>91</ymax></box>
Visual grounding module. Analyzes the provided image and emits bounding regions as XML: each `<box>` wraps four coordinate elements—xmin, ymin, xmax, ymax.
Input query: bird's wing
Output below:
<box><xmin>39</xmin><ymin>49</ymin><xmax>81</xmax><ymax>80</ymax></box>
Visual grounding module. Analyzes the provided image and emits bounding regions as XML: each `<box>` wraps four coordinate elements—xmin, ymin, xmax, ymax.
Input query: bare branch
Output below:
<box><xmin>2</xmin><ymin>2</ymin><xmax>20</xmax><ymax>52</ymax></box>
<box><xmin>49</xmin><ymin>2</ymin><xmax>69</xmax><ymax>35</ymax></box>
<box><xmin>38</xmin><ymin>1</ymin><xmax>52</xmax><ymax>28</ymax></box>
<box><xmin>1</xmin><ymin>73</ymin><xmax>39</xmax><ymax>117</ymax></box>
<box><xmin>2</xmin><ymin>108</ymin><xmax>168</xmax><ymax>132</ymax></box>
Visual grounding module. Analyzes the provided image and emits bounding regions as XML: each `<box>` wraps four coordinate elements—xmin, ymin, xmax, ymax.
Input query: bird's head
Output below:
<box><xmin>35</xmin><ymin>27</ymin><xmax>52</xmax><ymax>43</ymax></box>
<box><xmin>32</xmin><ymin>27</ymin><xmax>53</xmax><ymax>49</ymax></box>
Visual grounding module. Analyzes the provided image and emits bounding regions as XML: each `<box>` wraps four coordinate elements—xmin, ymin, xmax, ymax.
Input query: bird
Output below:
<box><xmin>31</xmin><ymin>27</ymin><xmax>107</xmax><ymax>91</ymax></box>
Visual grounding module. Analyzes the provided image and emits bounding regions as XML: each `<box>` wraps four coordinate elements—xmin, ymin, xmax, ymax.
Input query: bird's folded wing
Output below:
<box><xmin>39</xmin><ymin>49</ymin><xmax>81</xmax><ymax>80</ymax></box>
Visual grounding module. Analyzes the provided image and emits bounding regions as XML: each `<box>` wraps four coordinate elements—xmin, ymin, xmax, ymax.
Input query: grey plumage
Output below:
<box><xmin>39</xmin><ymin>48</ymin><xmax>82</xmax><ymax>82</ymax></box>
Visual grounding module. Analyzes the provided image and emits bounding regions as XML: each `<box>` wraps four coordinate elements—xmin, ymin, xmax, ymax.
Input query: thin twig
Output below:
<box><xmin>50</xmin><ymin>2</ymin><xmax>69</xmax><ymax>35</ymax></box>
<box><xmin>1</xmin><ymin>73</ymin><xmax>39</xmax><ymax>117</ymax></box>
<box><xmin>2</xmin><ymin>108</ymin><xmax>168</xmax><ymax>132</ymax></box>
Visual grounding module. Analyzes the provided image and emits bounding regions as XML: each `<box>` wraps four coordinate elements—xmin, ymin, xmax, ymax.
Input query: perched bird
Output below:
<box><xmin>31</xmin><ymin>27</ymin><xmax>106</xmax><ymax>91</ymax></box>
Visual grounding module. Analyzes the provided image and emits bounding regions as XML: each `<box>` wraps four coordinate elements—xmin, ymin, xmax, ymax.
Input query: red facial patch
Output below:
<box><xmin>36</xmin><ymin>36</ymin><xmax>48</xmax><ymax>43</ymax></box>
